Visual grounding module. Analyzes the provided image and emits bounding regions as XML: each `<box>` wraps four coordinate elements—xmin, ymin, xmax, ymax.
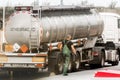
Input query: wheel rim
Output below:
<box><xmin>101</xmin><ymin>57</ymin><xmax>104</xmax><ymax>66</ymax></box>
<box><xmin>58</xmin><ymin>63</ymin><xmax>63</xmax><ymax>72</ymax></box>
<box><xmin>75</xmin><ymin>59</ymin><xmax>80</xmax><ymax>70</ymax></box>
<box><xmin>117</xmin><ymin>55</ymin><xmax>119</xmax><ymax>62</ymax></box>
<box><xmin>68</xmin><ymin>62</ymin><xmax>72</xmax><ymax>71</ymax></box>
<box><xmin>116</xmin><ymin>55</ymin><xmax>119</xmax><ymax>64</ymax></box>
<box><xmin>58</xmin><ymin>57</ymin><xmax>63</xmax><ymax>73</ymax></box>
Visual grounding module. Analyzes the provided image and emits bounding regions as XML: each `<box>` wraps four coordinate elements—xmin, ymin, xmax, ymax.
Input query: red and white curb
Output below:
<box><xmin>93</xmin><ymin>70</ymin><xmax>120</xmax><ymax>80</ymax></box>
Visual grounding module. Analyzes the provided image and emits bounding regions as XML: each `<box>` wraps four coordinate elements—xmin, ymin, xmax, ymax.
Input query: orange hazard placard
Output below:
<box><xmin>5</xmin><ymin>44</ymin><xmax>13</xmax><ymax>52</ymax></box>
<box><xmin>20</xmin><ymin>44</ymin><xmax>28</xmax><ymax>53</ymax></box>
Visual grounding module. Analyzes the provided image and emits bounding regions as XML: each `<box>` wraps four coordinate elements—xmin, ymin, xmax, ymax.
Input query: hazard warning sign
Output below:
<box><xmin>20</xmin><ymin>44</ymin><xmax>28</xmax><ymax>53</ymax></box>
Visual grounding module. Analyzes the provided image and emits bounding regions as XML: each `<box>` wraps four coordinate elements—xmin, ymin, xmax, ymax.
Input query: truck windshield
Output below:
<box><xmin>105</xmin><ymin>42</ymin><xmax>115</xmax><ymax>50</ymax></box>
<box><xmin>95</xmin><ymin>43</ymin><xmax>105</xmax><ymax>47</ymax></box>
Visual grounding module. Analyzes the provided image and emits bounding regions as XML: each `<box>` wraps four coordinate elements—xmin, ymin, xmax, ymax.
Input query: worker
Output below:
<box><xmin>60</xmin><ymin>34</ymin><xmax>76</xmax><ymax>76</ymax></box>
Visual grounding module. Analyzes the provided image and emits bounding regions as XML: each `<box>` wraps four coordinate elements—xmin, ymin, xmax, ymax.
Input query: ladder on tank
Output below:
<box><xmin>29</xmin><ymin>10</ymin><xmax>40</xmax><ymax>53</ymax></box>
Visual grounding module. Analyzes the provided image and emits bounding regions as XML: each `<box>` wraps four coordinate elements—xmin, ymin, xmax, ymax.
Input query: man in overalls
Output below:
<box><xmin>60</xmin><ymin>35</ymin><xmax>76</xmax><ymax>76</ymax></box>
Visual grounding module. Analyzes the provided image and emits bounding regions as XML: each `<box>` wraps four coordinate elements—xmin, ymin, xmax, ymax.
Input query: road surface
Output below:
<box><xmin>0</xmin><ymin>63</ymin><xmax>120</xmax><ymax>80</ymax></box>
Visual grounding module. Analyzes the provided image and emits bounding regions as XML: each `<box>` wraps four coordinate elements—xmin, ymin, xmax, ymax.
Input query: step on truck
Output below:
<box><xmin>0</xmin><ymin>6</ymin><xmax>103</xmax><ymax>74</ymax></box>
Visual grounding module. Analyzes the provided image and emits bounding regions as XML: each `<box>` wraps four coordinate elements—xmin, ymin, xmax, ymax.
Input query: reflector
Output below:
<box><xmin>32</xmin><ymin>57</ymin><xmax>45</xmax><ymax>62</ymax></box>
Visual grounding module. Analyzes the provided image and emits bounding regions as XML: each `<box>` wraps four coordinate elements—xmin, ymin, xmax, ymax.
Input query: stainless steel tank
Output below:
<box><xmin>5</xmin><ymin>6</ymin><xmax>103</xmax><ymax>47</ymax></box>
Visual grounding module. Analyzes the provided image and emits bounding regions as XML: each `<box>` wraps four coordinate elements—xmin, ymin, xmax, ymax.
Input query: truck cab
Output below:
<box><xmin>90</xmin><ymin>12</ymin><xmax>120</xmax><ymax>68</ymax></box>
<box><xmin>90</xmin><ymin>41</ymin><xmax>119</xmax><ymax>68</ymax></box>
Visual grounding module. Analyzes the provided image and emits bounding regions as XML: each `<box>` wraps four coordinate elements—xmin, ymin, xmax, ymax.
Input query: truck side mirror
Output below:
<box><xmin>0</xmin><ymin>20</ymin><xmax>3</xmax><ymax>30</ymax></box>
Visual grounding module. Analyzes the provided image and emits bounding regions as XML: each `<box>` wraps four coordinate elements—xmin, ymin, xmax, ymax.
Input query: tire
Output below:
<box><xmin>68</xmin><ymin>53</ymin><xmax>80</xmax><ymax>72</ymax></box>
<box><xmin>117</xmin><ymin>48</ymin><xmax>120</xmax><ymax>61</ymax></box>
<box><xmin>89</xmin><ymin>64</ymin><xmax>96</xmax><ymax>69</ymax></box>
<box><xmin>80</xmin><ymin>62</ymin><xmax>86</xmax><ymax>69</ymax></box>
<box><xmin>55</xmin><ymin>53</ymin><xmax>64</xmax><ymax>74</ymax></box>
<box><xmin>90</xmin><ymin>56</ymin><xmax>105</xmax><ymax>68</ymax></box>
<box><xmin>112</xmin><ymin>61</ymin><xmax>119</xmax><ymax>66</ymax></box>
<box><xmin>68</xmin><ymin>59</ymin><xmax>72</xmax><ymax>72</ymax></box>
<box><xmin>112</xmin><ymin>54</ymin><xmax>119</xmax><ymax>66</ymax></box>
<box><xmin>90</xmin><ymin>53</ymin><xmax>105</xmax><ymax>68</ymax></box>
<box><xmin>112</xmin><ymin>62</ymin><xmax>117</xmax><ymax>66</ymax></box>
<box><xmin>74</xmin><ymin>52</ymin><xmax>80</xmax><ymax>71</ymax></box>
<box><xmin>48</xmin><ymin>52</ymin><xmax>64</xmax><ymax>75</ymax></box>
<box><xmin>98</xmin><ymin>54</ymin><xmax>105</xmax><ymax>67</ymax></box>
<box><xmin>115</xmin><ymin>55</ymin><xmax>119</xmax><ymax>65</ymax></box>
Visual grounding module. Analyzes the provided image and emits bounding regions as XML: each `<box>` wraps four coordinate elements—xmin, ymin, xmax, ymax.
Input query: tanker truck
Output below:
<box><xmin>0</xmin><ymin>6</ymin><xmax>103</xmax><ymax>74</ymax></box>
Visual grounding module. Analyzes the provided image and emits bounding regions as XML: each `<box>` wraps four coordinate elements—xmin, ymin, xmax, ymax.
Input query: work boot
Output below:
<box><xmin>63</xmin><ymin>73</ymin><xmax>68</xmax><ymax>76</ymax></box>
<box><xmin>63</xmin><ymin>67</ymin><xmax>68</xmax><ymax>76</ymax></box>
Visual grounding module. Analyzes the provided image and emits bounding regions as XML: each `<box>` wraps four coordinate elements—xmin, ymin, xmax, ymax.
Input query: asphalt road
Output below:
<box><xmin>0</xmin><ymin>63</ymin><xmax>120</xmax><ymax>80</ymax></box>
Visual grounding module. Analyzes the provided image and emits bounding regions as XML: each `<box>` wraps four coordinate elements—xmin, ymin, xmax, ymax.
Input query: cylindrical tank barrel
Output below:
<box><xmin>5</xmin><ymin>7</ymin><xmax>103</xmax><ymax>47</ymax></box>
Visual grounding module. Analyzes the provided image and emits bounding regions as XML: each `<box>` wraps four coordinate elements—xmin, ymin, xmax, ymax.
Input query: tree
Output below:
<box><xmin>81</xmin><ymin>0</ymin><xmax>88</xmax><ymax>6</ymax></box>
<box><xmin>109</xmin><ymin>0</ymin><xmax>117</xmax><ymax>9</ymax></box>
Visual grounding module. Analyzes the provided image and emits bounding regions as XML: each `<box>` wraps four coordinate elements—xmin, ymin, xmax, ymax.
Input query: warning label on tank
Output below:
<box><xmin>13</xmin><ymin>43</ymin><xmax>20</xmax><ymax>52</ymax></box>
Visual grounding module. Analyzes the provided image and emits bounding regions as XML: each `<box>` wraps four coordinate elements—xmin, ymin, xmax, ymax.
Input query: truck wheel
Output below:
<box><xmin>55</xmin><ymin>53</ymin><xmax>64</xmax><ymax>74</ymax></box>
<box><xmin>89</xmin><ymin>64</ymin><xmax>96</xmax><ymax>69</ymax></box>
<box><xmin>117</xmin><ymin>48</ymin><xmax>120</xmax><ymax>61</ymax></box>
<box><xmin>68</xmin><ymin>59</ymin><xmax>72</xmax><ymax>72</ymax></box>
<box><xmin>90</xmin><ymin>55</ymin><xmax>105</xmax><ymax>69</ymax></box>
<box><xmin>68</xmin><ymin>54</ymin><xmax>76</xmax><ymax>72</ymax></box>
<box><xmin>98</xmin><ymin>54</ymin><xmax>105</xmax><ymax>67</ymax></box>
<box><xmin>115</xmin><ymin>55</ymin><xmax>119</xmax><ymax>65</ymax></box>
<box><xmin>112</xmin><ymin>55</ymin><xmax>119</xmax><ymax>66</ymax></box>
<box><xmin>68</xmin><ymin>53</ymin><xmax>80</xmax><ymax>72</ymax></box>
<box><xmin>80</xmin><ymin>62</ymin><xmax>86</xmax><ymax>69</ymax></box>
<box><xmin>48</xmin><ymin>52</ymin><xmax>64</xmax><ymax>75</ymax></box>
<box><xmin>74</xmin><ymin>53</ymin><xmax>80</xmax><ymax>71</ymax></box>
<box><xmin>112</xmin><ymin>62</ymin><xmax>117</xmax><ymax>66</ymax></box>
<box><xmin>113</xmin><ymin>61</ymin><xmax>119</xmax><ymax>66</ymax></box>
<box><xmin>116</xmin><ymin>55</ymin><xmax>119</xmax><ymax>65</ymax></box>
<box><xmin>74</xmin><ymin>59</ymin><xmax>80</xmax><ymax>71</ymax></box>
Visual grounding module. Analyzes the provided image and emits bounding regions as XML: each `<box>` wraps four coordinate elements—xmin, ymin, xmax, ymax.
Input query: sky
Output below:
<box><xmin>0</xmin><ymin>0</ymin><xmax>120</xmax><ymax>7</ymax></box>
